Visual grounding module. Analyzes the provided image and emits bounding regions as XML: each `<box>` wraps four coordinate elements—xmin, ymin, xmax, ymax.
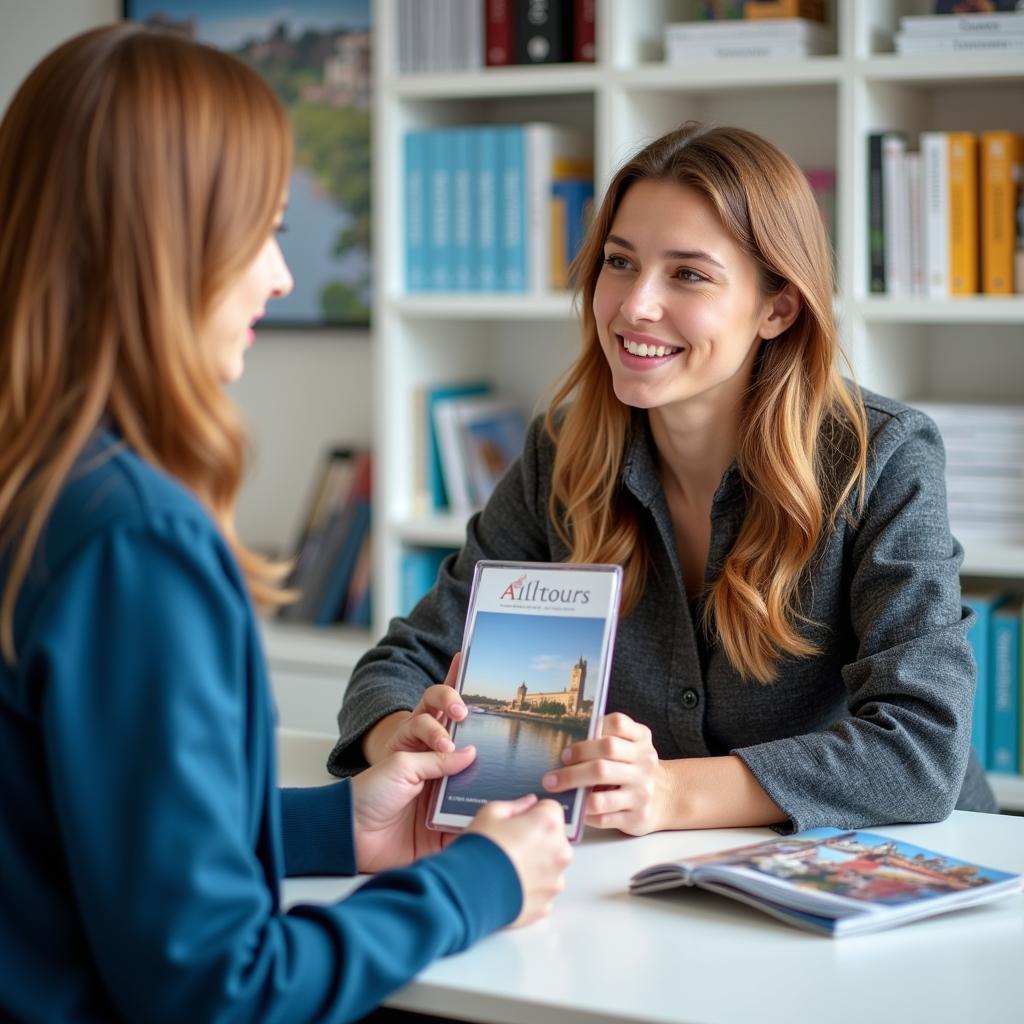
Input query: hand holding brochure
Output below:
<box><xmin>630</xmin><ymin>828</ymin><xmax>1022</xmax><ymax>937</ymax></box>
<box><xmin>427</xmin><ymin>561</ymin><xmax>622</xmax><ymax>842</ymax></box>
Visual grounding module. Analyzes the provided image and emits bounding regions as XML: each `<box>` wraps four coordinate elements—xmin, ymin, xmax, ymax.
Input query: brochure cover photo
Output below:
<box><xmin>629</xmin><ymin>827</ymin><xmax>1023</xmax><ymax>937</ymax></box>
<box><xmin>428</xmin><ymin>561</ymin><xmax>622</xmax><ymax>841</ymax></box>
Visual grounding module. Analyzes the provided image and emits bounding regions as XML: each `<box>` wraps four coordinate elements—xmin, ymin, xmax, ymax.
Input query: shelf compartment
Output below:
<box><xmin>859</xmin><ymin>298</ymin><xmax>1024</xmax><ymax>325</ymax></box>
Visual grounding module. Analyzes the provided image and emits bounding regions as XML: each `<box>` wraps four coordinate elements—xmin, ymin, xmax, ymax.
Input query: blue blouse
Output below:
<box><xmin>0</xmin><ymin>431</ymin><xmax>520</xmax><ymax>1022</ymax></box>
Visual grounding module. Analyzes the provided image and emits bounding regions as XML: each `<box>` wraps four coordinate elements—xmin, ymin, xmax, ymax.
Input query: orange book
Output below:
<box><xmin>742</xmin><ymin>0</ymin><xmax>825</xmax><ymax>21</ymax></box>
<box><xmin>948</xmin><ymin>132</ymin><xmax>978</xmax><ymax>296</ymax></box>
<box><xmin>980</xmin><ymin>131</ymin><xmax>1024</xmax><ymax>295</ymax></box>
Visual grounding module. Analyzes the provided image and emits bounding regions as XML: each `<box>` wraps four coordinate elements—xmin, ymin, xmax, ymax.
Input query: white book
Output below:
<box><xmin>898</xmin><ymin>12</ymin><xmax>1024</xmax><ymax>36</ymax></box>
<box><xmin>919</xmin><ymin>133</ymin><xmax>950</xmax><ymax>299</ymax></box>
<box><xmin>664</xmin><ymin>17</ymin><xmax>831</xmax><ymax>45</ymax></box>
<box><xmin>896</xmin><ymin>33</ymin><xmax>1024</xmax><ymax>55</ymax></box>
<box><xmin>882</xmin><ymin>134</ymin><xmax>910</xmax><ymax>297</ymax></box>
<box><xmin>665</xmin><ymin>39</ymin><xmax>828</xmax><ymax>63</ymax></box>
<box><xmin>905</xmin><ymin>151</ymin><xmax>924</xmax><ymax>295</ymax></box>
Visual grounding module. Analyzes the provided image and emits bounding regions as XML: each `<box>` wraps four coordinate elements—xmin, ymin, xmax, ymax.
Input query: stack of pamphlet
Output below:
<box><xmin>630</xmin><ymin>827</ymin><xmax>1022</xmax><ymax>937</ymax></box>
<box><xmin>912</xmin><ymin>401</ymin><xmax>1024</xmax><ymax>546</ymax></box>
<box><xmin>663</xmin><ymin>17</ymin><xmax>832</xmax><ymax>63</ymax></box>
<box><xmin>895</xmin><ymin>10</ymin><xmax>1024</xmax><ymax>56</ymax></box>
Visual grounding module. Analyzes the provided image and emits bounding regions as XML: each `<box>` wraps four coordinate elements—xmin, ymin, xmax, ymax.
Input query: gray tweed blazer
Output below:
<box><xmin>329</xmin><ymin>387</ymin><xmax>997</xmax><ymax>831</ymax></box>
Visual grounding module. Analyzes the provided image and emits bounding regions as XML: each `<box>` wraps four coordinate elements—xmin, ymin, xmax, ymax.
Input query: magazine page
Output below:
<box><xmin>428</xmin><ymin>561</ymin><xmax>622</xmax><ymax>841</ymax></box>
<box><xmin>631</xmin><ymin>827</ymin><xmax>1022</xmax><ymax>935</ymax></box>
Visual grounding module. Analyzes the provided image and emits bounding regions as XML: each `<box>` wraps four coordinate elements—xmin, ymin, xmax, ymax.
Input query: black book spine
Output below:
<box><xmin>868</xmin><ymin>132</ymin><xmax>887</xmax><ymax>295</ymax></box>
<box><xmin>515</xmin><ymin>0</ymin><xmax>574</xmax><ymax>64</ymax></box>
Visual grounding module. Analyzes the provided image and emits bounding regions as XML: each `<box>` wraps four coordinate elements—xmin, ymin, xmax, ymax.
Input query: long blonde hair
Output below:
<box><xmin>0</xmin><ymin>24</ymin><xmax>293</xmax><ymax>664</ymax></box>
<box><xmin>546</xmin><ymin>122</ymin><xmax>868</xmax><ymax>682</ymax></box>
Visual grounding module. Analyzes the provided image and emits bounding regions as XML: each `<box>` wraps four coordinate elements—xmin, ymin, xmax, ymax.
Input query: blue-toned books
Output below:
<box><xmin>963</xmin><ymin>588</ymin><xmax>1007</xmax><ymax>765</ymax></box>
<box><xmin>404</xmin><ymin>130</ymin><xmax>428</xmax><ymax>292</ymax></box>
<box><xmin>990</xmin><ymin>598</ymin><xmax>1021</xmax><ymax>774</ymax></box>
<box><xmin>630</xmin><ymin>828</ymin><xmax>1022</xmax><ymax>937</ymax></box>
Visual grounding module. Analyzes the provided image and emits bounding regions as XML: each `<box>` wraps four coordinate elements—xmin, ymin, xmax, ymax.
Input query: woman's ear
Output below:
<box><xmin>758</xmin><ymin>283</ymin><xmax>802</xmax><ymax>340</ymax></box>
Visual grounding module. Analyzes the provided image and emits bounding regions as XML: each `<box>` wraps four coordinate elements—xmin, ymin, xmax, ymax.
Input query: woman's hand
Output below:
<box><xmin>362</xmin><ymin>653</ymin><xmax>468</xmax><ymax>764</ymax></box>
<box><xmin>351</xmin><ymin>745</ymin><xmax>476</xmax><ymax>873</ymax></box>
<box><xmin>467</xmin><ymin>796</ymin><xmax>573</xmax><ymax>928</ymax></box>
<box><xmin>542</xmin><ymin>712</ymin><xmax>670</xmax><ymax>836</ymax></box>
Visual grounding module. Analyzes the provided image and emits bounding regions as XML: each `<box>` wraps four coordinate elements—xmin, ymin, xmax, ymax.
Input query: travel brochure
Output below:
<box><xmin>427</xmin><ymin>561</ymin><xmax>622</xmax><ymax>842</ymax></box>
<box><xmin>630</xmin><ymin>827</ymin><xmax>1023</xmax><ymax>937</ymax></box>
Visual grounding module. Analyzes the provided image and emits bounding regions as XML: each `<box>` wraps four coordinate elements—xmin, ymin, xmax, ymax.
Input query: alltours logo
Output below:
<box><xmin>499</xmin><ymin>573</ymin><xmax>591</xmax><ymax>605</ymax></box>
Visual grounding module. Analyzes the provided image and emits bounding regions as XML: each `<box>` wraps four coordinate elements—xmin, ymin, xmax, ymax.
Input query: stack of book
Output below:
<box><xmin>278</xmin><ymin>447</ymin><xmax>373</xmax><ymax>628</ymax></box>
<box><xmin>664</xmin><ymin>16</ymin><xmax>832</xmax><ymax>62</ymax></box>
<box><xmin>868</xmin><ymin>130</ymin><xmax>1024</xmax><ymax>296</ymax></box>
<box><xmin>396</xmin><ymin>0</ymin><xmax>596</xmax><ymax>73</ymax></box>
<box><xmin>404</xmin><ymin>123</ymin><xmax>593</xmax><ymax>293</ymax></box>
<box><xmin>914</xmin><ymin>401</ymin><xmax>1024</xmax><ymax>548</ymax></box>
<box><xmin>961</xmin><ymin>588</ymin><xmax>1022</xmax><ymax>778</ymax></box>
<box><xmin>895</xmin><ymin>9</ymin><xmax>1024</xmax><ymax>57</ymax></box>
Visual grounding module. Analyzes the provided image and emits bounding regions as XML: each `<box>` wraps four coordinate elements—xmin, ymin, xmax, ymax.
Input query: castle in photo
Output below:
<box><xmin>512</xmin><ymin>656</ymin><xmax>587</xmax><ymax>716</ymax></box>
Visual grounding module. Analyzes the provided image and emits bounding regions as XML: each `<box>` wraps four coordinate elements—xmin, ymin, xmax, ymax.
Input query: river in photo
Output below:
<box><xmin>440</xmin><ymin>709</ymin><xmax>588</xmax><ymax>820</ymax></box>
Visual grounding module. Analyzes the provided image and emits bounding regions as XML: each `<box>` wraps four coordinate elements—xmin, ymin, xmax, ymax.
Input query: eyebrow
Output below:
<box><xmin>605</xmin><ymin>234</ymin><xmax>726</xmax><ymax>270</ymax></box>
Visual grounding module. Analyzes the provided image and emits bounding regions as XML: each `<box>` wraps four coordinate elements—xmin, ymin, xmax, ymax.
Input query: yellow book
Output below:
<box><xmin>948</xmin><ymin>132</ymin><xmax>978</xmax><ymax>296</ymax></box>
<box><xmin>981</xmin><ymin>131</ymin><xmax>1024</xmax><ymax>295</ymax></box>
<box><xmin>550</xmin><ymin>194</ymin><xmax>568</xmax><ymax>291</ymax></box>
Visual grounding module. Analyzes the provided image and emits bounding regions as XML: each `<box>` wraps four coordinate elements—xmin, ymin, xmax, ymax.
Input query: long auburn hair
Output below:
<box><xmin>546</xmin><ymin>122</ymin><xmax>868</xmax><ymax>682</ymax></box>
<box><xmin>0</xmin><ymin>24</ymin><xmax>293</xmax><ymax>664</ymax></box>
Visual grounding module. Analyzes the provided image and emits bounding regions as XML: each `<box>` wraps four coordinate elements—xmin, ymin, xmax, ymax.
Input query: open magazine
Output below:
<box><xmin>629</xmin><ymin>827</ymin><xmax>1022</xmax><ymax>937</ymax></box>
<box><xmin>427</xmin><ymin>561</ymin><xmax>622</xmax><ymax>842</ymax></box>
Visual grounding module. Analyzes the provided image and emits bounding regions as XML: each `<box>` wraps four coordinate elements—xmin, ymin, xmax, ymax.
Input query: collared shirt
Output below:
<box><xmin>332</xmin><ymin>388</ymin><xmax>997</xmax><ymax>831</ymax></box>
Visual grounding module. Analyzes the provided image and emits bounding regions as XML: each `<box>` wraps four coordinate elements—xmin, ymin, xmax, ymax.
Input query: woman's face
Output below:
<box><xmin>202</xmin><ymin>210</ymin><xmax>293</xmax><ymax>383</ymax></box>
<box><xmin>593</xmin><ymin>179</ymin><xmax>786</xmax><ymax>417</ymax></box>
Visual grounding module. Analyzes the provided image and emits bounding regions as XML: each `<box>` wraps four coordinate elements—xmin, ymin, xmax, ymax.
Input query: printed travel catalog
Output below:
<box><xmin>428</xmin><ymin>561</ymin><xmax>622</xmax><ymax>842</ymax></box>
<box><xmin>629</xmin><ymin>827</ymin><xmax>1023</xmax><ymax>937</ymax></box>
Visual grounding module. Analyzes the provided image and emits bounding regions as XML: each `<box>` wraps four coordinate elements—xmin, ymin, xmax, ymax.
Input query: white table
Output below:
<box><xmin>277</xmin><ymin>732</ymin><xmax>1024</xmax><ymax>1024</ymax></box>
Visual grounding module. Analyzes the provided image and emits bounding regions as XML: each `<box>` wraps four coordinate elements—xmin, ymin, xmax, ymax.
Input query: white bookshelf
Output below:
<box><xmin>364</xmin><ymin>0</ymin><xmax>1024</xmax><ymax>806</ymax></box>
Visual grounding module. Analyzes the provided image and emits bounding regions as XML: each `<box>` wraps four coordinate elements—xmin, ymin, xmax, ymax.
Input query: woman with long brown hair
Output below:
<box><xmin>335</xmin><ymin>121</ymin><xmax>996</xmax><ymax>834</ymax></box>
<box><xmin>0</xmin><ymin>24</ymin><xmax>571</xmax><ymax>1023</ymax></box>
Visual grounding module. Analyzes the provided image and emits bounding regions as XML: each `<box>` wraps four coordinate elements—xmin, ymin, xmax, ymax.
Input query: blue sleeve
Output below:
<box><xmin>280</xmin><ymin>782</ymin><xmax>357</xmax><ymax>876</ymax></box>
<box><xmin>32</xmin><ymin>515</ymin><xmax>521</xmax><ymax>1023</ymax></box>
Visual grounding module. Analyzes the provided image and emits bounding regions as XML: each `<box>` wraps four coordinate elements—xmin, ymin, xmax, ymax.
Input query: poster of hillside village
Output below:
<box><xmin>126</xmin><ymin>0</ymin><xmax>372</xmax><ymax>325</ymax></box>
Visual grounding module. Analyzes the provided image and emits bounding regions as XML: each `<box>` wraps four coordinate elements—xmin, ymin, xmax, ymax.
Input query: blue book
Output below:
<box><xmin>963</xmin><ymin>589</ymin><xmax>1007</xmax><ymax>767</ymax></box>
<box><xmin>451</xmin><ymin>127</ymin><xmax>476</xmax><ymax>291</ymax></box>
<box><xmin>400</xmin><ymin>547</ymin><xmax>457</xmax><ymax>616</ymax></box>
<box><xmin>404</xmin><ymin>130</ymin><xmax>428</xmax><ymax>292</ymax></box>
<box><xmin>990</xmin><ymin>599</ymin><xmax>1021</xmax><ymax>774</ymax></box>
<box><xmin>427</xmin><ymin>129</ymin><xmax>453</xmax><ymax>291</ymax></box>
<box><xmin>498</xmin><ymin>125</ymin><xmax>526</xmax><ymax>292</ymax></box>
<box><xmin>313</xmin><ymin>500</ymin><xmax>372</xmax><ymax>626</ymax></box>
<box><xmin>475</xmin><ymin>127</ymin><xmax>501</xmax><ymax>292</ymax></box>
<box><xmin>424</xmin><ymin>381</ymin><xmax>490</xmax><ymax>510</ymax></box>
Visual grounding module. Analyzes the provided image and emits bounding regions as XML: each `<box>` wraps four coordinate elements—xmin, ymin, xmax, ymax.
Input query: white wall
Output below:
<box><xmin>0</xmin><ymin>0</ymin><xmax>374</xmax><ymax>554</ymax></box>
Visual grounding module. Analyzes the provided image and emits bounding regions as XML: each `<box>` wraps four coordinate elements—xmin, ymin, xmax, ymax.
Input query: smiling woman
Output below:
<box><xmin>334</xmin><ymin>121</ymin><xmax>998</xmax><ymax>846</ymax></box>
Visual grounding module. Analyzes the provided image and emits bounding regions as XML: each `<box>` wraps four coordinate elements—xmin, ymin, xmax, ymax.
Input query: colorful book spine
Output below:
<box><xmin>451</xmin><ymin>127</ymin><xmax>476</xmax><ymax>291</ymax></box>
<box><xmin>424</xmin><ymin>381</ymin><xmax>491</xmax><ymax>510</ymax></box>
<box><xmin>980</xmin><ymin>131</ymin><xmax>1023</xmax><ymax>295</ymax></box>
<box><xmin>906</xmin><ymin>151</ymin><xmax>924</xmax><ymax>295</ymax></box>
<box><xmin>948</xmin><ymin>131</ymin><xmax>978</xmax><ymax>296</ymax></box>
<box><xmin>882</xmin><ymin>132</ymin><xmax>909</xmax><ymax>296</ymax></box>
<box><xmin>500</xmin><ymin>125</ymin><xmax>526</xmax><ymax>291</ymax></box>
<box><xmin>400</xmin><ymin>547</ymin><xmax>458</xmax><ymax>616</ymax></box>
<box><xmin>920</xmin><ymin>131</ymin><xmax>950</xmax><ymax>299</ymax></box>
<box><xmin>404</xmin><ymin>131</ymin><xmax>428</xmax><ymax>292</ymax></box>
<box><xmin>515</xmin><ymin>0</ymin><xmax>574</xmax><ymax>64</ymax></box>
<box><xmin>963</xmin><ymin>590</ymin><xmax>1004</xmax><ymax>766</ymax></box>
<box><xmin>427</xmin><ymin>130</ymin><xmax>453</xmax><ymax>291</ymax></box>
<box><xmin>573</xmin><ymin>0</ymin><xmax>597</xmax><ymax>61</ymax></box>
<box><xmin>867</xmin><ymin>133</ymin><xmax>887</xmax><ymax>294</ymax></box>
<box><xmin>990</xmin><ymin>599</ymin><xmax>1021</xmax><ymax>774</ymax></box>
<box><xmin>476</xmin><ymin>127</ymin><xmax>502</xmax><ymax>292</ymax></box>
<box><xmin>485</xmin><ymin>0</ymin><xmax>515</xmax><ymax>66</ymax></box>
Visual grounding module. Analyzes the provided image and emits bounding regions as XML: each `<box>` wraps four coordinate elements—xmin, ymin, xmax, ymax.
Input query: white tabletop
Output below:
<box><xmin>282</xmin><ymin>809</ymin><xmax>1024</xmax><ymax>1024</ymax></box>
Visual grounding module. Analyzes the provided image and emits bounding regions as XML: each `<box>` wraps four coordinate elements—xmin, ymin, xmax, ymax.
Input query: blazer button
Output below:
<box><xmin>681</xmin><ymin>689</ymin><xmax>700</xmax><ymax>710</ymax></box>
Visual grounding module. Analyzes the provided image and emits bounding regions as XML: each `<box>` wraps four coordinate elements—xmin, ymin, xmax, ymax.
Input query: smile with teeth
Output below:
<box><xmin>620</xmin><ymin>335</ymin><xmax>681</xmax><ymax>358</ymax></box>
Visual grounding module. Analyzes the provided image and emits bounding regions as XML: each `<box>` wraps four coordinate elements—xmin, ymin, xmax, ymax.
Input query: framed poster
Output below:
<box><xmin>124</xmin><ymin>1</ymin><xmax>372</xmax><ymax>328</ymax></box>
